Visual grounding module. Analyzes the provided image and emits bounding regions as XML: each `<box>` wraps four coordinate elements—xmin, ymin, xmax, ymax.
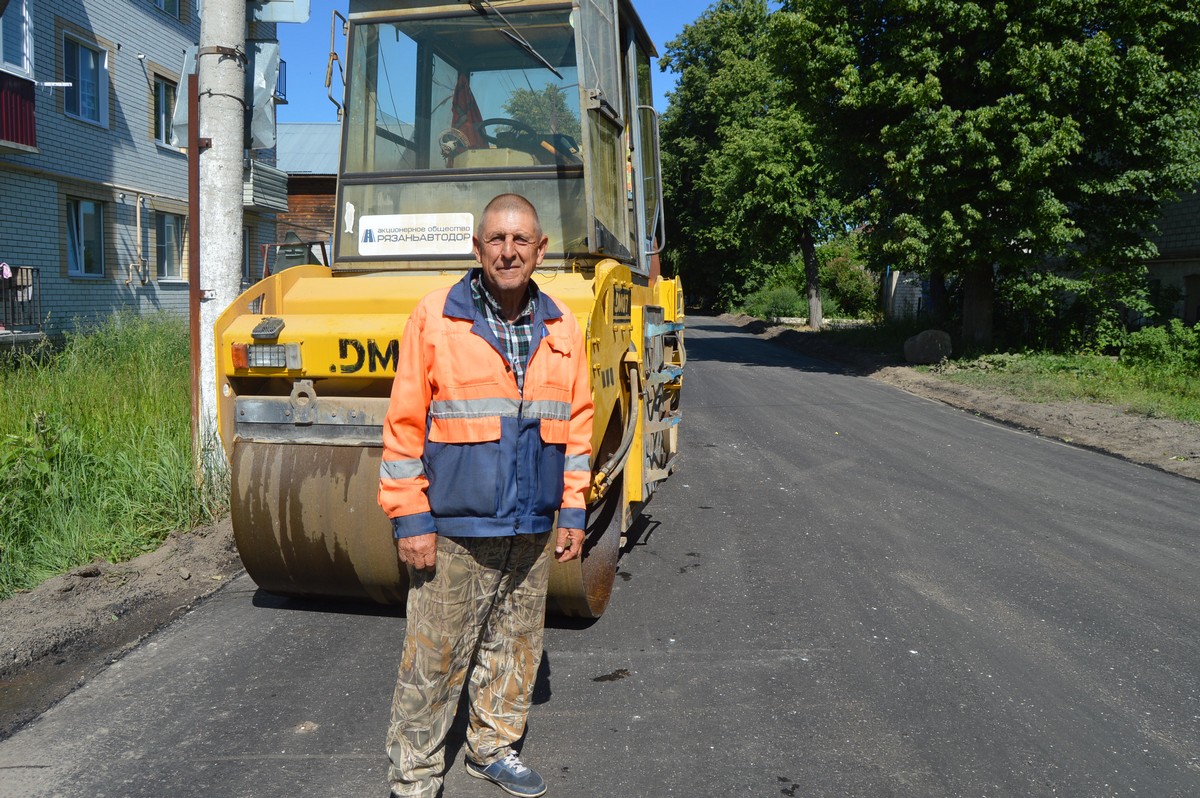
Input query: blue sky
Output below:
<box><xmin>275</xmin><ymin>0</ymin><xmax>716</xmax><ymax>123</ymax></box>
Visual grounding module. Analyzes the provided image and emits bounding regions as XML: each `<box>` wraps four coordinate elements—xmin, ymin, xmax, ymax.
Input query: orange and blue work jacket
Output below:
<box><xmin>379</xmin><ymin>270</ymin><xmax>594</xmax><ymax>538</ymax></box>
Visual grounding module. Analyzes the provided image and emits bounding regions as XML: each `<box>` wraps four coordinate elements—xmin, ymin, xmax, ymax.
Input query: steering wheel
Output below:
<box><xmin>477</xmin><ymin>117</ymin><xmax>540</xmax><ymax>148</ymax></box>
<box><xmin>476</xmin><ymin>118</ymin><xmax>582</xmax><ymax>163</ymax></box>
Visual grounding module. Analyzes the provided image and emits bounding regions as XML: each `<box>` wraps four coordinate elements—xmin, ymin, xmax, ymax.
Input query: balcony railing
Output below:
<box><xmin>0</xmin><ymin>266</ymin><xmax>42</xmax><ymax>335</ymax></box>
<box><xmin>0</xmin><ymin>72</ymin><xmax>37</xmax><ymax>152</ymax></box>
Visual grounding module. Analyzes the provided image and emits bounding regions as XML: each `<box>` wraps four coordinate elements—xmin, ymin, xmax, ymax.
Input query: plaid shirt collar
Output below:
<box><xmin>471</xmin><ymin>270</ymin><xmax>538</xmax><ymax>390</ymax></box>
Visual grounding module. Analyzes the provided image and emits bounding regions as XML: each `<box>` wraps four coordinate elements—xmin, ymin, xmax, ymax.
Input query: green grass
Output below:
<box><xmin>928</xmin><ymin>352</ymin><xmax>1200</xmax><ymax>423</ymax></box>
<box><xmin>0</xmin><ymin>313</ymin><xmax>226</xmax><ymax>599</ymax></box>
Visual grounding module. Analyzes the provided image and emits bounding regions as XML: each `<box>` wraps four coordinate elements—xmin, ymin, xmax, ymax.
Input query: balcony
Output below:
<box><xmin>0</xmin><ymin>72</ymin><xmax>37</xmax><ymax>153</ymax></box>
<box><xmin>243</xmin><ymin>160</ymin><xmax>289</xmax><ymax>213</ymax></box>
<box><xmin>0</xmin><ymin>266</ymin><xmax>43</xmax><ymax>341</ymax></box>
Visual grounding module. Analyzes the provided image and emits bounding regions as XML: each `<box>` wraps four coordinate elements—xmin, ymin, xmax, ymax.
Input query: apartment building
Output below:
<box><xmin>0</xmin><ymin>0</ymin><xmax>285</xmax><ymax>338</ymax></box>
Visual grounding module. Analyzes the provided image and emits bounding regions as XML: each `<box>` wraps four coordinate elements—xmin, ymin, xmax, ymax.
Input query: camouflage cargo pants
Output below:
<box><xmin>386</xmin><ymin>532</ymin><xmax>550</xmax><ymax>798</ymax></box>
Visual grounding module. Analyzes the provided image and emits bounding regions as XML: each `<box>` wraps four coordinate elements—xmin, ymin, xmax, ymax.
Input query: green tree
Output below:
<box><xmin>660</xmin><ymin>0</ymin><xmax>850</xmax><ymax>324</ymax></box>
<box><xmin>777</xmin><ymin>0</ymin><xmax>1200</xmax><ymax>348</ymax></box>
<box><xmin>502</xmin><ymin>84</ymin><xmax>581</xmax><ymax>143</ymax></box>
<box><xmin>816</xmin><ymin>231</ymin><xmax>879</xmax><ymax>319</ymax></box>
<box><xmin>660</xmin><ymin>0</ymin><xmax>774</xmax><ymax>309</ymax></box>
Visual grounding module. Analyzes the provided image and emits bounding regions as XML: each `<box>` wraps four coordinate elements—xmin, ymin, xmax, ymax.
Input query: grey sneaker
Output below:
<box><xmin>465</xmin><ymin>751</ymin><xmax>547</xmax><ymax>797</ymax></box>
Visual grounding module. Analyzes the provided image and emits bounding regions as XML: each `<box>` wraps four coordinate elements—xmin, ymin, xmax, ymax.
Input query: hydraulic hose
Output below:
<box><xmin>592</xmin><ymin>360</ymin><xmax>641</xmax><ymax>500</ymax></box>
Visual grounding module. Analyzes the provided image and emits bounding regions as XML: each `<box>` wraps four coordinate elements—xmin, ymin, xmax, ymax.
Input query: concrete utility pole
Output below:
<box><xmin>197</xmin><ymin>0</ymin><xmax>247</xmax><ymax>468</ymax></box>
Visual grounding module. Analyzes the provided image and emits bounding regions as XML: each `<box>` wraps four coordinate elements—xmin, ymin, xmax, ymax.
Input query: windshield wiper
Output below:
<box><xmin>472</xmin><ymin>0</ymin><xmax>564</xmax><ymax>79</ymax></box>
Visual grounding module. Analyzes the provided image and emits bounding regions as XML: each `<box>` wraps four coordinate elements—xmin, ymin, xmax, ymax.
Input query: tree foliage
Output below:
<box><xmin>502</xmin><ymin>84</ymin><xmax>581</xmax><ymax>143</ymax></box>
<box><xmin>660</xmin><ymin>0</ymin><xmax>851</xmax><ymax>321</ymax></box>
<box><xmin>660</xmin><ymin>0</ymin><xmax>776</xmax><ymax>308</ymax></box>
<box><xmin>817</xmin><ymin>233</ymin><xmax>879</xmax><ymax>319</ymax></box>
<box><xmin>774</xmin><ymin>0</ymin><xmax>1200</xmax><ymax>348</ymax></box>
<box><xmin>659</xmin><ymin>1</ymin><xmax>1200</xmax><ymax>342</ymax></box>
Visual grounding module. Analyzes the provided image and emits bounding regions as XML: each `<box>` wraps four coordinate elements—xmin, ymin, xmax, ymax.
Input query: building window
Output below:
<box><xmin>64</xmin><ymin>37</ymin><xmax>108</xmax><ymax>126</ymax></box>
<box><xmin>67</xmin><ymin>199</ymin><xmax>105</xmax><ymax>277</ymax></box>
<box><xmin>156</xmin><ymin>212</ymin><xmax>184</xmax><ymax>279</ymax></box>
<box><xmin>153</xmin><ymin>0</ymin><xmax>180</xmax><ymax>19</ymax></box>
<box><xmin>275</xmin><ymin>59</ymin><xmax>287</xmax><ymax>103</ymax></box>
<box><xmin>154</xmin><ymin>77</ymin><xmax>177</xmax><ymax>145</ymax></box>
<box><xmin>1</xmin><ymin>0</ymin><xmax>32</xmax><ymax>76</ymax></box>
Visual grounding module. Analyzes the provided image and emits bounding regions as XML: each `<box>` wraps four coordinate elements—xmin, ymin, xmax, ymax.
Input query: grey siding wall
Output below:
<box><xmin>0</xmin><ymin>0</ymin><xmax>277</xmax><ymax>337</ymax></box>
<box><xmin>1148</xmin><ymin>187</ymin><xmax>1200</xmax><ymax>322</ymax></box>
<box><xmin>1153</xmin><ymin>187</ymin><xmax>1200</xmax><ymax>261</ymax></box>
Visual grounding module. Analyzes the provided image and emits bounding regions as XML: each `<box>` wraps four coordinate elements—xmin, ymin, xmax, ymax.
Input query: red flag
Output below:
<box><xmin>452</xmin><ymin>73</ymin><xmax>485</xmax><ymax>148</ymax></box>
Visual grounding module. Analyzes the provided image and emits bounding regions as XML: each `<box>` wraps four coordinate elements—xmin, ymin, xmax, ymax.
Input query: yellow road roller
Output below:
<box><xmin>214</xmin><ymin>0</ymin><xmax>682</xmax><ymax>618</ymax></box>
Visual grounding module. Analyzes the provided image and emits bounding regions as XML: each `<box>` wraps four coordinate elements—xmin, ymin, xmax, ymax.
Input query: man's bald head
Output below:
<box><xmin>479</xmin><ymin>194</ymin><xmax>543</xmax><ymax>239</ymax></box>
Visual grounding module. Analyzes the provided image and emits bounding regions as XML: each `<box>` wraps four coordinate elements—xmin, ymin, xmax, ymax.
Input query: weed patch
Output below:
<box><xmin>930</xmin><ymin>349</ymin><xmax>1200</xmax><ymax>422</ymax></box>
<box><xmin>0</xmin><ymin>313</ymin><xmax>226</xmax><ymax>599</ymax></box>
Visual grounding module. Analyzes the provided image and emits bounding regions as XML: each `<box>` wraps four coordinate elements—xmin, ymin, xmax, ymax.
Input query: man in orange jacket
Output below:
<box><xmin>379</xmin><ymin>194</ymin><xmax>593</xmax><ymax>798</ymax></box>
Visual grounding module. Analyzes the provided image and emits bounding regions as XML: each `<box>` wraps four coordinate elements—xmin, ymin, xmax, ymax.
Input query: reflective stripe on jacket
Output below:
<box><xmin>379</xmin><ymin>270</ymin><xmax>594</xmax><ymax>538</ymax></box>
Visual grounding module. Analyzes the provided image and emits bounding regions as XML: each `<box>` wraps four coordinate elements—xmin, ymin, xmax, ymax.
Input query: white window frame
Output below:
<box><xmin>67</xmin><ymin>198</ymin><xmax>105</xmax><ymax>277</ymax></box>
<box><xmin>152</xmin><ymin>0</ymin><xmax>180</xmax><ymax>19</ymax></box>
<box><xmin>64</xmin><ymin>35</ymin><xmax>108</xmax><ymax>127</ymax></box>
<box><xmin>156</xmin><ymin>212</ymin><xmax>184</xmax><ymax>280</ymax></box>
<box><xmin>154</xmin><ymin>76</ymin><xmax>177</xmax><ymax>145</ymax></box>
<box><xmin>0</xmin><ymin>0</ymin><xmax>33</xmax><ymax>78</ymax></box>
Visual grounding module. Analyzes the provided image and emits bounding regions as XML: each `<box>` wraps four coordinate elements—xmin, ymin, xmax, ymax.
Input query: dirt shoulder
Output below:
<box><xmin>3</xmin><ymin>315</ymin><xmax>1198</xmax><ymax>739</ymax></box>
<box><xmin>0</xmin><ymin>518</ymin><xmax>242</xmax><ymax>738</ymax></box>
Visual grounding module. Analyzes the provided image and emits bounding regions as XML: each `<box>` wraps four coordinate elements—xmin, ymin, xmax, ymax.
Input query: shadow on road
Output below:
<box><xmin>683</xmin><ymin>315</ymin><xmax>874</xmax><ymax>377</ymax></box>
<box><xmin>251</xmin><ymin>589</ymin><xmax>404</xmax><ymax>617</ymax></box>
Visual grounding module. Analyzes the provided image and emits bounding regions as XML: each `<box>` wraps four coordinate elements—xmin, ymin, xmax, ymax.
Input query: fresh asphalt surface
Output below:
<box><xmin>2</xmin><ymin>316</ymin><xmax>1198</xmax><ymax>797</ymax></box>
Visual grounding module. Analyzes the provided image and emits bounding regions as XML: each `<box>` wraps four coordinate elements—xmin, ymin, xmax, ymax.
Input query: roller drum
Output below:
<box><xmin>546</xmin><ymin>477</ymin><xmax>622</xmax><ymax>618</ymax></box>
<box><xmin>231</xmin><ymin>439</ymin><xmax>619</xmax><ymax>616</ymax></box>
<box><xmin>231</xmin><ymin>440</ymin><xmax>408</xmax><ymax>603</ymax></box>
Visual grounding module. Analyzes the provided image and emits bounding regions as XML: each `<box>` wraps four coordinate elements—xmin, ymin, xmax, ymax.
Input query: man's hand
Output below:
<box><xmin>397</xmin><ymin>532</ymin><xmax>437</xmax><ymax>570</ymax></box>
<box><xmin>555</xmin><ymin>527</ymin><xmax>584</xmax><ymax>562</ymax></box>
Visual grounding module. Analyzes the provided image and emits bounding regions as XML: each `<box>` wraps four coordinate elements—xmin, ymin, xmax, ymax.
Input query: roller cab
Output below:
<box><xmin>215</xmin><ymin>0</ymin><xmax>682</xmax><ymax>617</ymax></box>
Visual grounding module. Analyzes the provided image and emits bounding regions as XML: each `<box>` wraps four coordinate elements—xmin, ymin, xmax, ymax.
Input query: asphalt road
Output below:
<box><xmin>2</xmin><ymin>316</ymin><xmax>1198</xmax><ymax>798</ymax></box>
